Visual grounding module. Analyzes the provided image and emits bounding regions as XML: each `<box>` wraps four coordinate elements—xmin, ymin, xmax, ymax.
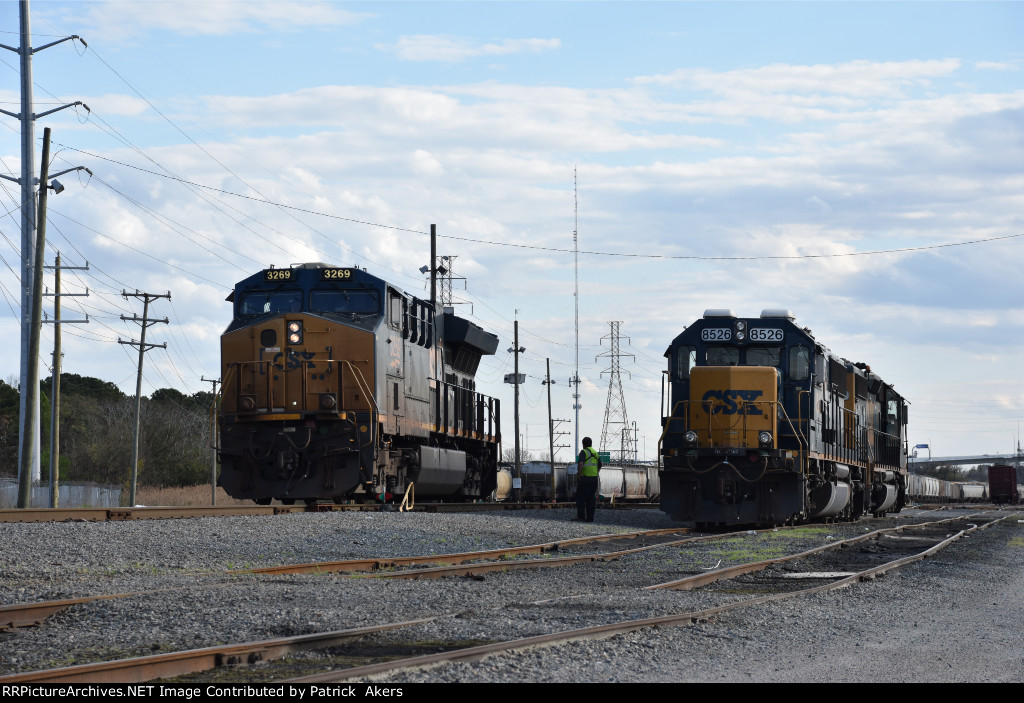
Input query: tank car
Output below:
<box><xmin>510</xmin><ymin>461</ymin><xmax>661</xmax><ymax>504</ymax></box>
<box><xmin>598</xmin><ymin>465</ymin><xmax>661</xmax><ymax>502</ymax></box>
<box><xmin>217</xmin><ymin>263</ymin><xmax>501</xmax><ymax>505</ymax></box>
<box><xmin>659</xmin><ymin>309</ymin><xmax>909</xmax><ymax>527</ymax></box>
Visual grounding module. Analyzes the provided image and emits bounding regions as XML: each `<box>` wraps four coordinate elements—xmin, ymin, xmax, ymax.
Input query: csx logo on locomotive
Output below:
<box><xmin>257</xmin><ymin>348</ymin><xmax>317</xmax><ymax>373</ymax></box>
<box><xmin>701</xmin><ymin>389</ymin><xmax>764</xmax><ymax>415</ymax></box>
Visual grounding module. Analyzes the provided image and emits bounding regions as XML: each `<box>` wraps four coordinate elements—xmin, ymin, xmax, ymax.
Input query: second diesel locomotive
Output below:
<box><xmin>659</xmin><ymin>309</ymin><xmax>908</xmax><ymax>527</ymax></box>
<box><xmin>217</xmin><ymin>263</ymin><xmax>501</xmax><ymax>505</ymax></box>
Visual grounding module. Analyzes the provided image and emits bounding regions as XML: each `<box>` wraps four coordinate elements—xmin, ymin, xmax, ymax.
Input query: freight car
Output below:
<box><xmin>955</xmin><ymin>482</ymin><xmax>988</xmax><ymax>502</ymax></box>
<box><xmin>659</xmin><ymin>309</ymin><xmax>908</xmax><ymax>527</ymax></box>
<box><xmin>988</xmin><ymin>465</ymin><xmax>1020</xmax><ymax>505</ymax></box>
<box><xmin>217</xmin><ymin>263</ymin><xmax>501</xmax><ymax>505</ymax></box>
<box><xmin>907</xmin><ymin>473</ymin><xmax>941</xmax><ymax>503</ymax></box>
<box><xmin>511</xmin><ymin>462</ymin><xmax>661</xmax><ymax>503</ymax></box>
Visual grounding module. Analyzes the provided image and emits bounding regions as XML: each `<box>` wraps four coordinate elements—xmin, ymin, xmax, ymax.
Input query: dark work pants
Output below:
<box><xmin>577</xmin><ymin>475</ymin><xmax>599</xmax><ymax>521</ymax></box>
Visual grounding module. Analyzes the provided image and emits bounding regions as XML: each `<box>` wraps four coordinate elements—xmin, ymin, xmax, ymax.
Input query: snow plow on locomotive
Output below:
<box><xmin>659</xmin><ymin>309</ymin><xmax>908</xmax><ymax>527</ymax></box>
<box><xmin>217</xmin><ymin>263</ymin><xmax>501</xmax><ymax>505</ymax></box>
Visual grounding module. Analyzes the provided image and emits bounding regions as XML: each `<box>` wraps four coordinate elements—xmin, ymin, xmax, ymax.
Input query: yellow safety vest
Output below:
<box><xmin>580</xmin><ymin>447</ymin><xmax>600</xmax><ymax>477</ymax></box>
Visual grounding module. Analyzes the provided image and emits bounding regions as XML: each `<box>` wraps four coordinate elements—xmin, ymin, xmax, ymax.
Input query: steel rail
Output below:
<box><xmin>238</xmin><ymin>527</ymin><xmax>695</xmax><ymax>576</ymax></box>
<box><xmin>0</xmin><ymin>618</ymin><xmax>435</xmax><ymax>684</ymax></box>
<box><xmin>0</xmin><ymin>527</ymin><xmax>695</xmax><ymax>630</ymax></box>
<box><xmin>0</xmin><ymin>582</ymin><xmax>246</xmax><ymax>633</ymax></box>
<box><xmin>0</xmin><ymin>519</ymin><xmax>904</xmax><ymax>630</ymax></box>
<box><xmin>243</xmin><ymin>522</ymin><xmax>842</xmax><ymax>580</ymax></box>
<box><xmin>368</xmin><ymin>532</ymin><xmax>738</xmax><ymax>580</ymax></box>
<box><xmin>290</xmin><ymin>513</ymin><xmax>1016</xmax><ymax>683</ymax></box>
<box><xmin>644</xmin><ymin>513</ymin><xmax>988</xmax><ymax>591</ymax></box>
<box><xmin>0</xmin><ymin>502</ymin><xmax>632</xmax><ymax>523</ymax></box>
<box><xmin>0</xmin><ymin>506</ymin><xmax>296</xmax><ymax>522</ymax></box>
<box><xmin>0</xmin><ymin>514</ymin><xmax>959</xmax><ymax>632</ymax></box>
<box><xmin>4</xmin><ymin>514</ymin><xmax>1012</xmax><ymax>684</ymax></box>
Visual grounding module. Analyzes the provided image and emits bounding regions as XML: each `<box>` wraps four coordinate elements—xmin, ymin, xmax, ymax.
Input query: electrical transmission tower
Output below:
<box><xmin>435</xmin><ymin>254</ymin><xmax>466</xmax><ymax>312</ymax></box>
<box><xmin>597</xmin><ymin>321</ymin><xmax>635</xmax><ymax>464</ymax></box>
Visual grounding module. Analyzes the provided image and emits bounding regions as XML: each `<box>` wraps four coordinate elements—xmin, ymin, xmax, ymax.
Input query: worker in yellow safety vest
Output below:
<box><xmin>574</xmin><ymin>436</ymin><xmax>602</xmax><ymax>522</ymax></box>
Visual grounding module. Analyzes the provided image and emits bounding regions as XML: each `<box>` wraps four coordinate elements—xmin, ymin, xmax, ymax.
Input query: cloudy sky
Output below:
<box><xmin>1</xmin><ymin>0</ymin><xmax>1021</xmax><ymax>463</ymax></box>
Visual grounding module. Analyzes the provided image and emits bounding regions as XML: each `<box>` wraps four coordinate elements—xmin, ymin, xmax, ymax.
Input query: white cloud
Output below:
<box><xmin>975</xmin><ymin>61</ymin><xmax>1020</xmax><ymax>72</ymax></box>
<box><xmin>378</xmin><ymin>35</ymin><xmax>560</xmax><ymax>63</ymax></box>
<box><xmin>53</xmin><ymin>0</ymin><xmax>371</xmax><ymax>38</ymax></box>
<box><xmin>634</xmin><ymin>59</ymin><xmax>962</xmax><ymax>98</ymax></box>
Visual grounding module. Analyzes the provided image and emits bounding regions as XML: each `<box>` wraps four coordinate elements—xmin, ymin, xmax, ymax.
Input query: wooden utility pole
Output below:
<box><xmin>512</xmin><ymin>320</ymin><xmax>523</xmax><ymax>501</ymax></box>
<box><xmin>42</xmin><ymin>251</ymin><xmax>89</xmax><ymax>507</ymax></box>
<box><xmin>119</xmin><ymin>290</ymin><xmax>170</xmax><ymax>507</ymax></box>
<box><xmin>543</xmin><ymin>358</ymin><xmax>556</xmax><ymax>499</ymax></box>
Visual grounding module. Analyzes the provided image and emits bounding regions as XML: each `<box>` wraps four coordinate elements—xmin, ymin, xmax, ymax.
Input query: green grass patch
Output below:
<box><xmin>764</xmin><ymin>527</ymin><xmax>831</xmax><ymax>538</ymax></box>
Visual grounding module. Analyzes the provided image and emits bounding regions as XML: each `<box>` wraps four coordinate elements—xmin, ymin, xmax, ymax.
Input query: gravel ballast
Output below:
<box><xmin>1</xmin><ymin>506</ymin><xmax>1022</xmax><ymax>682</ymax></box>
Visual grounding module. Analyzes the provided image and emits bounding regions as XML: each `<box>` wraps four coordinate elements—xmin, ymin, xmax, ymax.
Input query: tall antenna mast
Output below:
<box><xmin>572</xmin><ymin>167</ymin><xmax>580</xmax><ymax>459</ymax></box>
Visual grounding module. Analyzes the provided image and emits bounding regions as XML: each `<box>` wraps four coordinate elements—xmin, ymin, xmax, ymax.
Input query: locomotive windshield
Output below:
<box><xmin>744</xmin><ymin>347</ymin><xmax>782</xmax><ymax>367</ymax></box>
<box><xmin>237</xmin><ymin>288</ymin><xmax>302</xmax><ymax>316</ymax></box>
<box><xmin>309</xmin><ymin>287</ymin><xmax>380</xmax><ymax>315</ymax></box>
<box><xmin>701</xmin><ymin>346</ymin><xmax>782</xmax><ymax>367</ymax></box>
<box><xmin>706</xmin><ymin>347</ymin><xmax>740</xmax><ymax>366</ymax></box>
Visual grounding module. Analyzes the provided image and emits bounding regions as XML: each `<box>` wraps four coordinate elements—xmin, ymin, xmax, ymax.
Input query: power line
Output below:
<box><xmin>50</xmin><ymin>144</ymin><xmax>1024</xmax><ymax>263</ymax></box>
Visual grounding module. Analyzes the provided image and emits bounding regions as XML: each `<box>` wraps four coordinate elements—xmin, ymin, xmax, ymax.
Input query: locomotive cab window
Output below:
<box><xmin>309</xmin><ymin>287</ymin><xmax>379</xmax><ymax>315</ymax></box>
<box><xmin>674</xmin><ymin>345</ymin><xmax>696</xmax><ymax>380</ymax></box>
<box><xmin>387</xmin><ymin>289</ymin><xmax>405</xmax><ymax>330</ymax></box>
<box><xmin>237</xmin><ymin>288</ymin><xmax>302</xmax><ymax>316</ymax></box>
<box><xmin>706</xmin><ymin>347</ymin><xmax>740</xmax><ymax>366</ymax></box>
<box><xmin>744</xmin><ymin>347</ymin><xmax>781</xmax><ymax>367</ymax></box>
<box><xmin>788</xmin><ymin>345</ymin><xmax>810</xmax><ymax>381</ymax></box>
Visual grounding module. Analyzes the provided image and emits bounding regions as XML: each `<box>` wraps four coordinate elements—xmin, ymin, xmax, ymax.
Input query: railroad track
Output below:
<box><xmin>0</xmin><ymin>502</ymin><xmax>596</xmax><ymax>523</ymax></box>
<box><xmin>0</xmin><ymin>526</ymin><xmax>695</xmax><ymax>631</ymax></box>
<box><xmin>1</xmin><ymin>512</ymin><xmax>1009</xmax><ymax>683</ymax></box>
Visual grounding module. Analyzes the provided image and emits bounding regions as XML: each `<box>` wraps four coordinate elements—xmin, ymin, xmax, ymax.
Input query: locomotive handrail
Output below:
<box><xmin>226</xmin><ymin>358</ymin><xmax>377</xmax><ymax>420</ymax></box>
<box><xmin>337</xmin><ymin>359</ymin><xmax>379</xmax><ymax>415</ymax></box>
<box><xmin>335</xmin><ymin>359</ymin><xmax>378</xmax><ymax>450</ymax></box>
<box><xmin>435</xmin><ymin>379</ymin><xmax>500</xmax><ymax>443</ymax></box>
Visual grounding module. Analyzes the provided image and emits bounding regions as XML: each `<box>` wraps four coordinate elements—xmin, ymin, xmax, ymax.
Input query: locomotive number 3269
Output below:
<box><xmin>320</xmin><ymin>268</ymin><xmax>353</xmax><ymax>280</ymax></box>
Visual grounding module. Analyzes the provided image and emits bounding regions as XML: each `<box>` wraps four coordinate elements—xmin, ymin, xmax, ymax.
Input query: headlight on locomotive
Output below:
<box><xmin>319</xmin><ymin>393</ymin><xmax>337</xmax><ymax>410</ymax></box>
<box><xmin>287</xmin><ymin>320</ymin><xmax>303</xmax><ymax>345</ymax></box>
<box><xmin>758</xmin><ymin>431</ymin><xmax>773</xmax><ymax>449</ymax></box>
<box><xmin>239</xmin><ymin>395</ymin><xmax>257</xmax><ymax>412</ymax></box>
<box><xmin>684</xmin><ymin>430</ymin><xmax>698</xmax><ymax>446</ymax></box>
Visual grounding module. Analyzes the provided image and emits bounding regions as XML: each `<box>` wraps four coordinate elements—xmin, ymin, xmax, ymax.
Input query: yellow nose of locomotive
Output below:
<box><xmin>688</xmin><ymin>366</ymin><xmax>777</xmax><ymax>449</ymax></box>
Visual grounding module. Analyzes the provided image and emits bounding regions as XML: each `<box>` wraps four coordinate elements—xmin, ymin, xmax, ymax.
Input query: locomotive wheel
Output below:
<box><xmin>254</xmin><ymin>497</ymin><xmax>272</xmax><ymax>506</ymax></box>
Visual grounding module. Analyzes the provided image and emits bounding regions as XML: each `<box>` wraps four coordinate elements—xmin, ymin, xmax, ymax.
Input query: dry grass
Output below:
<box><xmin>135</xmin><ymin>484</ymin><xmax>252</xmax><ymax>507</ymax></box>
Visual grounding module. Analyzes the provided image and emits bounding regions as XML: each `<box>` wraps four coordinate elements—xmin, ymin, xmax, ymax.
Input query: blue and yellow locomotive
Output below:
<box><xmin>217</xmin><ymin>263</ymin><xmax>501</xmax><ymax>505</ymax></box>
<box><xmin>659</xmin><ymin>309</ymin><xmax>908</xmax><ymax>526</ymax></box>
